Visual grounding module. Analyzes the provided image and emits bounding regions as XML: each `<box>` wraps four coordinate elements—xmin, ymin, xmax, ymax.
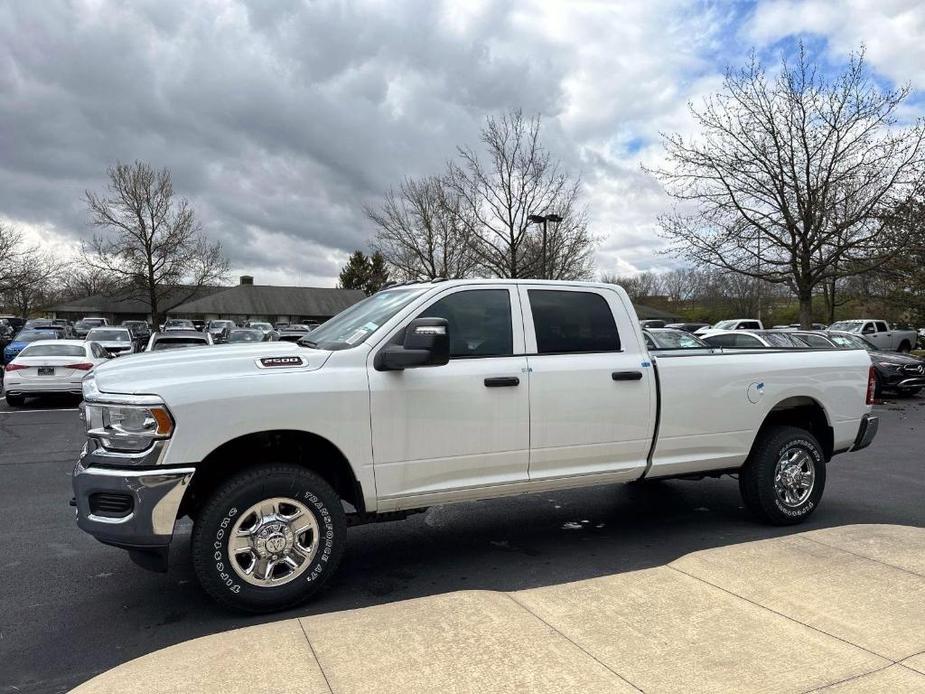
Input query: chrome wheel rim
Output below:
<box><xmin>774</xmin><ymin>448</ymin><xmax>815</xmax><ymax>508</ymax></box>
<box><xmin>228</xmin><ymin>497</ymin><xmax>319</xmax><ymax>587</ymax></box>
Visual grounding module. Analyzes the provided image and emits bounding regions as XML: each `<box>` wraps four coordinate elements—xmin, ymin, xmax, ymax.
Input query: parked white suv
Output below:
<box><xmin>72</xmin><ymin>280</ymin><xmax>877</xmax><ymax>612</ymax></box>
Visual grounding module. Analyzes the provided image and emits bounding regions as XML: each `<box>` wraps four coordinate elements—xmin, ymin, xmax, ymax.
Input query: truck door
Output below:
<box><xmin>861</xmin><ymin>322</ymin><xmax>884</xmax><ymax>350</ymax></box>
<box><xmin>520</xmin><ymin>286</ymin><xmax>656</xmax><ymax>481</ymax></box>
<box><xmin>875</xmin><ymin>321</ymin><xmax>893</xmax><ymax>350</ymax></box>
<box><xmin>368</xmin><ymin>286</ymin><xmax>530</xmax><ymax>501</ymax></box>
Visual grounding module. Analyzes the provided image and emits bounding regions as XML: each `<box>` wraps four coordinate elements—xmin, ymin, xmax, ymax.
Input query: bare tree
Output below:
<box><xmin>367</xmin><ymin>176</ymin><xmax>478</xmax><ymax>281</ymax></box>
<box><xmin>600</xmin><ymin>271</ymin><xmax>663</xmax><ymax>302</ymax></box>
<box><xmin>60</xmin><ymin>263</ymin><xmax>122</xmax><ymax>299</ymax></box>
<box><xmin>3</xmin><ymin>248</ymin><xmax>61</xmax><ymax>317</ymax></box>
<box><xmin>649</xmin><ymin>45</ymin><xmax>925</xmax><ymax>328</ymax></box>
<box><xmin>84</xmin><ymin>161</ymin><xmax>228</xmax><ymax>325</ymax></box>
<box><xmin>447</xmin><ymin>109</ymin><xmax>595</xmax><ymax>280</ymax></box>
<box><xmin>0</xmin><ymin>223</ymin><xmax>24</xmax><ymax>293</ymax></box>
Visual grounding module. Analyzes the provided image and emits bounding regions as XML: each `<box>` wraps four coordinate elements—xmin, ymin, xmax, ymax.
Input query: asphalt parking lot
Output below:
<box><xmin>0</xmin><ymin>393</ymin><xmax>923</xmax><ymax>694</ymax></box>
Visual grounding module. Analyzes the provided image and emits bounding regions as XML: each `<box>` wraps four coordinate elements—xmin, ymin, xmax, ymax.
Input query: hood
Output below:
<box><xmin>92</xmin><ymin>341</ymin><xmax>334</xmax><ymax>395</ymax></box>
<box><xmin>869</xmin><ymin>350</ymin><xmax>924</xmax><ymax>366</ymax></box>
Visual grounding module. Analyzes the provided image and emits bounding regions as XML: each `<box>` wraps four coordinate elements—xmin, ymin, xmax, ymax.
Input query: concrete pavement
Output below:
<box><xmin>73</xmin><ymin>524</ymin><xmax>925</xmax><ymax>694</ymax></box>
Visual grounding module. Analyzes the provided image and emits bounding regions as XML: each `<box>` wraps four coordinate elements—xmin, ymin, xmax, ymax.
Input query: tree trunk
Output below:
<box><xmin>798</xmin><ymin>288</ymin><xmax>814</xmax><ymax>330</ymax></box>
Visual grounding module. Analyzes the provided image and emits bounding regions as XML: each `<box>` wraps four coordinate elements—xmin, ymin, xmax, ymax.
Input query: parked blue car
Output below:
<box><xmin>2</xmin><ymin>329</ymin><xmax>62</xmax><ymax>364</ymax></box>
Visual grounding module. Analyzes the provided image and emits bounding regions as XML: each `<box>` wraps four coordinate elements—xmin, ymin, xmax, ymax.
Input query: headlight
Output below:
<box><xmin>84</xmin><ymin>403</ymin><xmax>174</xmax><ymax>452</ymax></box>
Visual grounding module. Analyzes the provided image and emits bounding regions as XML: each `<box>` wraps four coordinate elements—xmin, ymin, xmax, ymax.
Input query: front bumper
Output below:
<box><xmin>72</xmin><ymin>442</ymin><xmax>195</xmax><ymax>572</ymax></box>
<box><xmin>851</xmin><ymin>414</ymin><xmax>879</xmax><ymax>452</ymax></box>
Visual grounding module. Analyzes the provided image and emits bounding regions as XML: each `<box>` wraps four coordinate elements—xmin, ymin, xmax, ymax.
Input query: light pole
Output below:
<box><xmin>527</xmin><ymin>213</ymin><xmax>562</xmax><ymax>279</ymax></box>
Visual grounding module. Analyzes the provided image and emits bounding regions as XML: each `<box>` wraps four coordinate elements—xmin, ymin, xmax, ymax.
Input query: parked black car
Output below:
<box><xmin>823</xmin><ymin>331</ymin><xmax>925</xmax><ymax>397</ymax></box>
<box><xmin>205</xmin><ymin>319</ymin><xmax>236</xmax><ymax>343</ymax></box>
<box><xmin>121</xmin><ymin>320</ymin><xmax>151</xmax><ymax>350</ymax></box>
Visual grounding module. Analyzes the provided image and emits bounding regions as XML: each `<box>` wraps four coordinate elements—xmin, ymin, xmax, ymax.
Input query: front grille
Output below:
<box><xmin>902</xmin><ymin>364</ymin><xmax>925</xmax><ymax>375</ymax></box>
<box><xmin>89</xmin><ymin>492</ymin><xmax>134</xmax><ymax>518</ymax></box>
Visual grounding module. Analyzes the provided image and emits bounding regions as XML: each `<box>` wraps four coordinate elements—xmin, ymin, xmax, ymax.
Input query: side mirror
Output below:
<box><xmin>374</xmin><ymin>318</ymin><xmax>450</xmax><ymax>371</ymax></box>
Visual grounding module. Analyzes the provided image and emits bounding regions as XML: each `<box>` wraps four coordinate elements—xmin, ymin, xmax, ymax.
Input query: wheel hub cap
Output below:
<box><xmin>774</xmin><ymin>448</ymin><xmax>816</xmax><ymax>508</ymax></box>
<box><xmin>227</xmin><ymin>497</ymin><xmax>320</xmax><ymax>587</ymax></box>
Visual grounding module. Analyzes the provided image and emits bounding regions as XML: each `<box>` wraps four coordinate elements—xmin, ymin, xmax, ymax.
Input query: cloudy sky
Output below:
<box><xmin>2</xmin><ymin>0</ymin><xmax>925</xmax><ymax>287</ymax></box>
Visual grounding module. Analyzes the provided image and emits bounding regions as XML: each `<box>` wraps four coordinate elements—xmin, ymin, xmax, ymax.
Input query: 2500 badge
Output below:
<box><xmin>258</xmin><ymin>356</ymin><xmax>305</xmax><ymax>368</ymax></box>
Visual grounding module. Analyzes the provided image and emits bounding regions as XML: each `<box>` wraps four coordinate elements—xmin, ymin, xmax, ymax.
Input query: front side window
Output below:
<box><xmin>529</xmin><ymin>290</ymin><xmax>620</xmax><ymax>354</ymax></box>
<box><xmin>418</xmin><ymin>289</ymin><xmax>513</xmax><ymax>358</ymax></box>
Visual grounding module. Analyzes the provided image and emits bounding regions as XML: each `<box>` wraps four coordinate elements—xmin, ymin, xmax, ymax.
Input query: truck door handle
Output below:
<box><xmin>484</xmin><ymin>377</ymin><xmax>520</xmax><ymax>387</ymax></box>
<box><xmin>612</xmin><ymin>371</ymin><xmax>643</xmax><ymax>381</ymax></box>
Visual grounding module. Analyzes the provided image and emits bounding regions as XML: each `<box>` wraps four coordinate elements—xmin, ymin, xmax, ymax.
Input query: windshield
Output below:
<box><xmin>210</xmin><ymin>321</ymin><xmax>235</xmax><ymax>329</ymax></box>
<box><xmin>14</xmin><ymin>330</ymin><xmax>57</xmax><ymax>343</ymax></box>
<box><xmin>20</xmin><ymin>344</ymin><xmax>85</xmax><ymax>357</ymax></box>
<box><xmin>83</xmin><ymin>319</ymin><xmax>105</xmax><ymax>326</ymax></box>
<box><xmin>828</xmin><ymin>333</ymin><xmax>876</xmax><ymax>351</ymax></box>
<box><xmin>249</xmin><ymin>323</ymin><xmax>272</xmax><ymax>330</ymax></box>
<box><xmin>165</xmin><ymin>319</ymin><xmax>193</xmax><ymax>327</ymax></box>
<box><xmin>713</xmin><ymin>320</ymin><xmax>738</xmax><ymax>329</ymax></box>
<box><xmin>302</xmin><ymin>288</ymin><xmax>428</xmax><ymax>351</ymax></box>
<box><xmin>228</xmin><ymin>330</ymin><xmax>264</xmax><ymax>342</ymax></box>
<box><xmin>88</xmin><ymin>329</ymin><xmax>130</xmax><ymax>342</ymax></box>
<box><xmin>828</xmin><ymin>321</ymin><xmax>862</xmax><ymax>333</ymax></box>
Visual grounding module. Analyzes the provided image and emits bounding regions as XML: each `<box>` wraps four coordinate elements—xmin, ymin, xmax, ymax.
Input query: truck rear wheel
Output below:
<box><xmin>739</xmin><ymin>425</ymin><xmax>826</xmax><ymax>525</ymax></box>
<box><xmin>191</xmin><ymin>464</ymin><xmax>346</xmax><ymax>613</ymax></box>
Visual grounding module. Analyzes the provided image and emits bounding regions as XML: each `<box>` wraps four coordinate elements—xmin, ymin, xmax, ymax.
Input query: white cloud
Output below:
<box><xmin>747</xmin><ymin>0</ymin><xmax>925</xmax><ymax>88</ymax></box>
<box><xmin>2</xmin><ymin>0</ymin><xmax>921</xmax><ymax>286</ymax></box>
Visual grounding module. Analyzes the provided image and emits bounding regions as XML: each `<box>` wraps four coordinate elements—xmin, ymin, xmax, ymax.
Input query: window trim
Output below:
<box><xmin>521</xmin><ymin>286</ymin><xmax>623</xmax><ymax>356</ymax></box>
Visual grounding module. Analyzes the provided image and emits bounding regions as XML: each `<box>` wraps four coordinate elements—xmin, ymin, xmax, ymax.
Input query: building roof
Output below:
<box><xmin>167</xmin><ymin>284</ymin><xmax>366</xmax><ymax>317</ymax></box>
<box><xmin>48</xmin><ymin>285</ymin><xmax>227</xmax><ymax>315</ymax></box>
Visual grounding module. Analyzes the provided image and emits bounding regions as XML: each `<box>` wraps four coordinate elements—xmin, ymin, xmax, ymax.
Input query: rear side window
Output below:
<box><xmin>739</xmin><ymin>321</ymin><xmax>761</xmax><ymax>330</ymax></box>
<box><xmin>528</xmin><ymin>290</ymin><xmax>620</xmax><ymax>354</ymax></box>
<box><xmin>875</xmin><ymin>321</ymin><xmax>889</xmax><ymax>333</ymax></box>
<box><xmin>418</xmin><ymin>289</ymin><xmax>513</xmax><ymax>358</ymax></box>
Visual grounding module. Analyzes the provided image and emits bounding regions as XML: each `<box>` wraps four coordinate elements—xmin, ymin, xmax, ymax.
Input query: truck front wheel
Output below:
<box><xmin>191</xmin><ymin>464</ymin><xmax>346</xmax><ymax>613</ymax></box>
<box><xmin>739</xmin><ymin>426</ymin><xmax>826</xmax><ymax>526</ymax></box>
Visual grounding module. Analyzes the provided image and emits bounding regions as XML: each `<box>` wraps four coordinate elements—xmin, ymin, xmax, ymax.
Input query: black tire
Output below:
<box><xmin>896</xmin><ymin>387</ymin><xmax>922</xmax><ymax>398</ymax></box>
<box><xmin>191</xmin><ymin>464</ymin><xmax>346</xmax><ymax>613</ymax></box>
<box><xmin>897</xmin><ymin>341</ymin><xmax>911</xmax><ymax>354</ymax></box>
<box><xmin>4</xmin><ymin>394</ymin><xmax>24</xmax><ymax>407</ymax></box>
<box><xmin>739</xmin><ymin>425</ymin><xmax>826</xmax><ymax>526</ymax></box>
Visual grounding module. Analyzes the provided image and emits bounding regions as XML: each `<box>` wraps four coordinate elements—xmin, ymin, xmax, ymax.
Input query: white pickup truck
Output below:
<box><xmin>72</xmin><ymin>280</ymin><xmax>878</xmax><ymax>612</ymax></box>
<box><xmin>827</xmin><ymin>319</ymin><xmax>917</xmax><ymax>353</ymax></box>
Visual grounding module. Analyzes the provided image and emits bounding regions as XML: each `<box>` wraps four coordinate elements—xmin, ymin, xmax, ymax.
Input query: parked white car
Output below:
<box><xmin>701</xmin><ymin>330</ymin><xmax>836</xmax><ymax>350</ymax></box>
<box><xmin>827</xmin><ymin>320</ymin><xmax>917</xmax><ymax>353</ymax></box>
<box><xmin>694</xmin><ymin>318</ymin><xmax>764</xmax><ymax>336</ymax></box>
<box><xmin>3</xmin><ymin>339</ymin><xmax>108</xmax><ymax>406</ymax></box>
<box><xmin>86</xmin><ymin>327</ymin><xmax>136</xmax><ymax>357</ymax></box>
<box><xmin>72</xmin><ymin>280</ymin><xmax>877</xmax><ymax>612</ymax></box>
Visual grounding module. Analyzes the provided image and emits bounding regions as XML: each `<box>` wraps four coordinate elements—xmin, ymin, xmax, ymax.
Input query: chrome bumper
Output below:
<box><xmin>72</xmin><ymin>443</ymin><xmax>194</xmax><ymax>572</ymax></box>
